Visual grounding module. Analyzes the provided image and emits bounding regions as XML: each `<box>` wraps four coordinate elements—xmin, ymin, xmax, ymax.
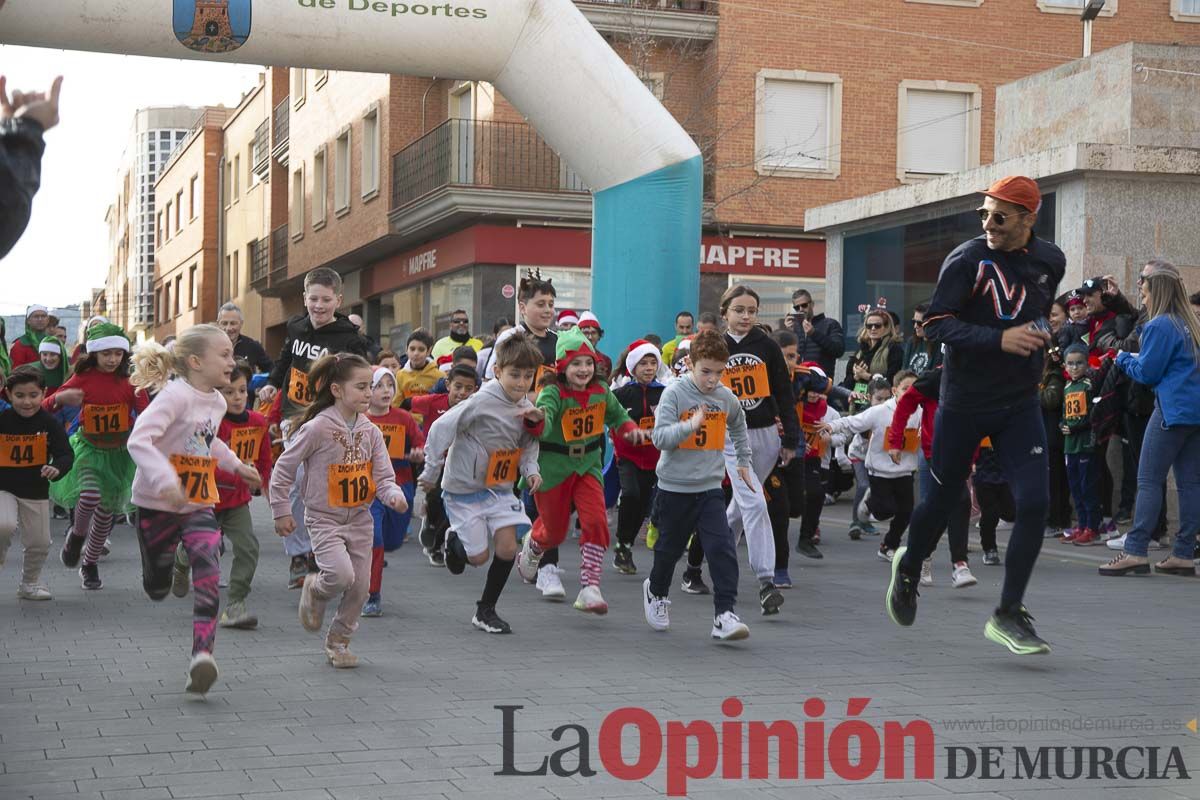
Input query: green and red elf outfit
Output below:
<box><xmin>529</xmin><ymin>328</ymin><xmax>638</xmax><ymax>591</ymax></box>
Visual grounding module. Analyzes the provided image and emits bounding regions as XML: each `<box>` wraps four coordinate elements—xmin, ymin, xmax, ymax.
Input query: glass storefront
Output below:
<box><xmin>429</xmin><ymin>271</ymin><xmax>475</xmax><ymax>338</ymax></box>
<box><xmin>841</xmin><ymin>194</ymin><xmax>1056</xmax><ymax>348</ymax></box>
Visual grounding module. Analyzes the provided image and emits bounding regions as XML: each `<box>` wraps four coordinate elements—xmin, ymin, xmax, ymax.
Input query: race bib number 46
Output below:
<box><xmin>82</xmin><ymin>404</ymin><xmax>129</xmax><ymax>436</ymax></box>
<box><xmin>679</xmin><ymin>410</ymin><xmax>726</xmax><ymax>451</ymax></box>
<box><xmin>0</xmin><ymin>434</ymin><xmax>47</xmax><ymax>468</ymax></box>
<box><xmin>722</xmin><ymin>362</ymin><xmax>770</xmax><ymax>400</ymax></box>
<box><xmin>170</xmin><ymin>454</ymin><xmax>219</xmax><ymax>505</ymax></box>
<box><xmin>561</xmin><ymin>403</ymin><xmax>604</xmax><ymax>442</ymax></box>
<box><xmin>329</xmin><ymin>462</ymin><xmax>375</xmax><ymax>509</ymax></box>
<box><xmin>486</xmin><ymin>448</ymin><xmax>521</xmax><ymax>487</ymax></box>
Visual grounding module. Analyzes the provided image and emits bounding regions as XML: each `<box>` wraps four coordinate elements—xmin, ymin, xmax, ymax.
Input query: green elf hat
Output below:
<box><xmin>554</xmin><ymin>325</ymin><xmax>596</xmax><ymax>373</ymax></box>
<box><xmin>85</xmin><ymin>322</ymin><xmax>131</xmax><ymax>354</ymax></box>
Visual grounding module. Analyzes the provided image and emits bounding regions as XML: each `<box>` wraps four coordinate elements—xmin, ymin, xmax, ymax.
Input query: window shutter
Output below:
<box><xmin>902</xmin><ymin>90</ymin><xmax>970</xmax><ymax>175</ymax></box>
<box><xmin>761</xmin><ymin>80</ymin><xmax>831</xmax><ymax>170</ymax></box>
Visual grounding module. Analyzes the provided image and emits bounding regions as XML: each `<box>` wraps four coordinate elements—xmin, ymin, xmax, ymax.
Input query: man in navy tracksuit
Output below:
<box><xmin>886</xmin><ymin>176</ymin><xmax>1065</xmax><ymax>656</ymax></box>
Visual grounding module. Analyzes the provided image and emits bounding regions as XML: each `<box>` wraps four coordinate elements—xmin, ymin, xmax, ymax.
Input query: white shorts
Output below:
<box><xmin>442</xmin><ymin>489</ymin><xmax>532</xmax><ymax>558</ymax></box>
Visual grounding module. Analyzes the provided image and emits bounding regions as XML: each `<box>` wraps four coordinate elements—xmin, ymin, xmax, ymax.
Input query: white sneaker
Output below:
<box><xmin>951</xmin><ymin>562</ymin><xmax>977</xmax><ymax>589</ymax></box>
<box><xmin>573</xmin><ymin>584</ymin><xmax>608</xmax><ymax>615</ymax></box>
<box><xmin>711</xmin><ymin>610</ymin><xmax>749</xmax><ymax>641</ymax></box>
<box><xmin>185</xmin><ymin>652</ymin><xmax>219</xmax><ymax>695</ymax></box>
<box><xmin>1148</xmin><ymin>538</ymin><xmax>1169</xmax><ymax>551</ymax></box>
<box><xmin>535</xmin><ymin>565</ymin><xmax>565</xmax><ymax>599</ymax></box>
<box><xmin>642</xmin><ymin>578</ymin><xmax>670</xmax><ymax>631</ymax></box>
<box><xmin>920</xmin><ymin>558</ymin><xmax>933</xmax><ymax>586</ymax></box>
<box><xmin>1106</xmin><ymin>533</ymin><xmax>1127</xmax><ymax>551</ymax></box>
<box><xmin>877</xmin><ymin>547</ymin><xmax>895</xmax><ymax>562</ymax></box>
<box><xmin>516</xmin><ymin>536</ymin><xmax>541</xmax><ymax>582</ymax></box>
<box><xmin>17</xmin><ymin>582</ymin><xmax>52</xmax><ymax>601</ymax></box>
<box><xmin>857</xmin><ymin>490</ymin><xmax>875</xmax><ymax>523</ymax></box>
<box><xmin>1102</xmin><ymin>527</ymin><xmax>1123</xmax><ymax>542</ymax></box>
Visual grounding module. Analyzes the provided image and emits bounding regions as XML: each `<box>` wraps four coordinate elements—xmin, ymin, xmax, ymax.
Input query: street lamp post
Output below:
<box><xmin>1081</xmin><ymin>0</ymin><xmax>1106</xmax><ymax>58</ymax></box>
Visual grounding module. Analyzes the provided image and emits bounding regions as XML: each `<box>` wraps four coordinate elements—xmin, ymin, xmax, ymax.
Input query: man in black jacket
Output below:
<box><xmin>217</xmin><ymin>302</ymin><xmax>273</xmax><ymax>374</ymax></box>
<box><xmin>788</xmin><ymin>289</ymin><xmax>844</xmax><ymax>377</ymax></box>
<box><xmin>1</xmin><ymin>75</ymin><xmax>62</xmax><ymax>260</ymax></box>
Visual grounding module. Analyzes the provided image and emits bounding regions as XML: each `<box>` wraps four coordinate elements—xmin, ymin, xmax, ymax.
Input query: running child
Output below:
<box><xmin>125</xmin><ymin>326</ymin><xmax>263</xmax><ymax>694</ymax></box>
<box><xmin>48</xmin><ymin>323</ymin><xmax>149</xmax><ymax>589</ymax></box>
<box><xmin>395</xmin><ymin>329</ymin><xmax>440</xmax><ymax>403</ymax></box>
<box><xmin>516</xmin><ymin>327</ymin><xmax>647</xmax><ymax>614</ymax></box>
<box><xmin>36</xmin><ymin>339</ymin><xmax>68</xmax><ymax>395</ymax></box>
<box><xmin>610</xmin><ymin>339</ymin><xmax>665</xmax><ymax>575</ymax></box>
<box><xmin>169</xmin><ymin>360</ymin><xmax>273</xmax><ymax>629</ymax></box>
<box><xmin>418</xmin><ymin>333</ymin><xmax>545</xmax><ymax>633</ymax></box>
<box><xmin>642</xmin><ymin>330</ymin><xmax>753</xmax><ymax>641</ymax></box>
<box><xmin>270</xmin><ymin>353</ymin><xmax>409</xmax><ymax>668</ymax></box>
<box><xmin>0</xmin><ymin>367</ymin><xmax>73</xmax><ymax>600</ymax></box>
<box><xmin>362</xmin><ymin>367</ymin><xmax>424</xmax><ymax>616</ymax></box>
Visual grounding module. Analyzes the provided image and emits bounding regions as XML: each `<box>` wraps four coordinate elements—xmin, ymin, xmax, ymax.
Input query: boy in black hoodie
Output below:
<box><xmin>0</xmin><ymin>367</ymin><xmax>73</xmax><ymax>600</ymax></box>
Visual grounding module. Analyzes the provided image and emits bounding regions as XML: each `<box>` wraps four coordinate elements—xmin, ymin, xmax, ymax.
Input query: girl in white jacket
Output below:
<box><xmin>824</xmin><ymin>371</ymin><xmax>920</xmax><ymax>561</ymax></box>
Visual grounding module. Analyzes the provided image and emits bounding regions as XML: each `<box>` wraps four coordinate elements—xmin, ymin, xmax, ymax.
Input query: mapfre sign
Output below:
<box><xmin>699</xmin><ymin>236</ymin><xmax>824</xmax><ymax>277</ymax></box>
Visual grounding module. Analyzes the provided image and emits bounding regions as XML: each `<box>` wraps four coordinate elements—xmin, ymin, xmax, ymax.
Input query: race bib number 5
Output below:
<box><xmin>561</xmin><ymin>403</ymin><xmax>604</xmax><ymax>442</ymax></box>
<box><xmin>0</xmin><ymin>434</ymin><xmax>47</xmax><ymax>468</ymax></box>
<box><xmin>329</xmin><ymin>462</ymin><xmax>375</xmax><ymax>508</ymax></box>
<box><xmin>680</xmin><ymin>410</ymin><xmax>726</xmax><ymax>451</ymax></box>
<box><xmin>722</xmin><ymin>362</ymin><xmax>770</xmax><ymax>400</ymax></box>
<box><xmin>486</xmin><ymin>448</ymin><xmax>521</xmax><ymax>487</ymax></box>
<box><xmin>82</xmin><ymin>404</ymin><xmax>129</xmax><ymax>436</ymax></box>
<box><xmin>170</xmin><ymin>454</ymin><xmax>219</xmax><ymax>505</ymax></box>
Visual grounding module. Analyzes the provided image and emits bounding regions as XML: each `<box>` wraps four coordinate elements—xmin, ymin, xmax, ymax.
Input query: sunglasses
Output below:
<box><xmin>451</xmin><ymin>318</ymin><xmax>469</xmax><ymax>324</ymax></box>
<box><xmin>912</xmin><ymin>319</ymin><xmax>924</xmax><ymax>327</ymax></box>
<box><xmin>977</xmin><ymin>208</ymin><xmax>1029</xmax><ymax>227</ymax></box>
<box><xmin>865</xmin><ymin>322</ymin><xmax>885</xmax><ymax>331</ymax></box>
<box><xmin>793</xmin><ymin>302</ymin><xmax>811</xmax><ymax>310</ymax></box>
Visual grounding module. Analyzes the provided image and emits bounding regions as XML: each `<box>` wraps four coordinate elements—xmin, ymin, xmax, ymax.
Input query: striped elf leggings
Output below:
<box><xmin>74</xmin><ymin>467</ymin><xmax>116</xmax><ymax>567</ymax></box>
<box><xmin>137</xmin><ymin>507</ymin><xmax>221</xmax><ymax>656</ymax></box>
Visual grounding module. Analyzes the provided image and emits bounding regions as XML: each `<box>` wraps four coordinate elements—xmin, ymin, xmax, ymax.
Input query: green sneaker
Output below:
<box><xmin>984</xmin><ymin>606</ymin><xmax>1051</xmax><ymax>655</ymax></box>
<box><xmin>885</xmin><ymin>546</ymin><xmax>919</xmax><ymax>627</ymax></box>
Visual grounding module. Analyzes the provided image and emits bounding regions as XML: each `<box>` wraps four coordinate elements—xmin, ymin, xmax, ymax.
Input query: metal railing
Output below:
<box><xmin>270</xmin><ymin>225</ymin><xmax>288</xmax><ymax>278</ymax></box>
<box><xmin>249</xmin><ymin>237</ymin><xmax>270</xmax><ymax>283</ymax></box>
<box><xmin>576</xmin><ymin>0</ymin><xmax>716</xmax><ymax>12</ymax></box>
<box><xmin>272</xmin><ymin>98</ymin><xmax>289</xmax><ymax>149</ymax></box>
<box><xmin>391</xmin><ymin>119</ymin><xmax>588</xmax><ymax>210</ymax></box>
<box><xmin>252</xmin><ymin>120</ymin><xmax>270</xmax><ymax>170</ymax></box>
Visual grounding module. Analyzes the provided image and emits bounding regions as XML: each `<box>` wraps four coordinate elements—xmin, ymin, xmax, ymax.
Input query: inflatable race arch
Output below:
<box><xmin>1</xmin><ymin>0</ymin><xmax>703</xmax><ymax>350</ymax></box>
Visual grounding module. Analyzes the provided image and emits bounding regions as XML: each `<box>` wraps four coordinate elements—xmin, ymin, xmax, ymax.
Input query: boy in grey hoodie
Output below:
<box><xmin>418</xmin><ymin>334</ymin><xmax>546</xmax><ymax>634</ymax></box>
<box><xmin>642</xmin><ymin>331</ymin><xmax>754</xmax><ymax>641</ymax></box>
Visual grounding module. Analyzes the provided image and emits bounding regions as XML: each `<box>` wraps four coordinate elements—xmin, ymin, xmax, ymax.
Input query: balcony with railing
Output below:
<box><xmin>575</xmin><ymin>0</ymin><xmax>717</xmax><ymax>39</ymax></box>
<box><xmin>252</xmin><ymin>119</ymin><xmax>270</xmax><ymax>180</ymax></box>
<box><xmin>271</xmin><ymin>97</ymin><xmax>289</xmax><ymax>165</ymax></box>
<box><xmin>270</xmin><ymin>225</ymin><xmax>288</xmax><ymax>279</ymax></box>
<box><xmin>249</xmin><ymin>236</ymin><xmax>270</xmax><ymax>288</ymax></box>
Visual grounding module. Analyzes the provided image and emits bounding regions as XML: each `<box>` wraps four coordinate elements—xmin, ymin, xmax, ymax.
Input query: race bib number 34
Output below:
<box><xmin>82</xmin><ymin>404</ymin><xmax>130</xmax><ymax>436</ymax></box>
<box><xmin>722</xmin><ymin>362</ymin><xmax>770</xmax><ymax>400</ymax></box>
<box><xmin>0</xmin><ymin>434</ymin><xmax>47</xmax><ymax>468</ymax></box>
<box><xmin>329</xmin><ymin>462</ymin><xmax>375</xmax><ymax>508</ymax></box>
<box><xmin>680</xmin><ymin>410</ymin><xmax>726</xmax><ymax>451</ymax></box>
<box><xmin>561</xmin><ymin>403</ymin><xmax>604</xmax><ymax>442</ymax></box>
<box><xmin>170</xmin><ymin>454</ymin><xmax>219</xmax><ymax>505</ymax></box>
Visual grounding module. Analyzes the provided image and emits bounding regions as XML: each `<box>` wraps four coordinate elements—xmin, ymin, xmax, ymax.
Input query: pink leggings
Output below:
<box><xmin>137</xmin><ymin>507</ymin><xmax>221</xmax><ymax>656</ymax></box>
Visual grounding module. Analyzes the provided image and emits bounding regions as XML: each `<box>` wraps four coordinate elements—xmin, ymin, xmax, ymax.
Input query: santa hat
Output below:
<box><xmin>578</xmin><ymin>311</ymin><xmax>601</xmax><ymax>330</ymax></box>
<box><xmin>371</xmin><ymin>367</ymin><xmax>396</xmax><ymax>389</ymax></box>
<box><xmin>556</xmin><ymin>309</ymin><xmax>579</xmax><ymax>327</ymax></box>
<box><xmin>795</xmin><ymin>361</ymin><xmax>831</xmax><ymax>394</ymax></box>
<box><xmin>1066</xmin><ymin>293</ymin><xmax>1085</xmax><ymax>308</ymax></box>
<box><xmin>39</xmin><ymin>339</ymin><xmax>63</xmax><ymax>355</ymax></box>
<box><xmin>437</xmin><ymin>354</ymin><xmax>454</xmax><ymax>372</ymax></box>
<box><xmin>85</xmin><ymin>323</ymin><xmax>130</xmax><ymax>354</ymax></box>
<box><xmin>554</xmin><ymin>326</ymin><xmax>596</xmax><ymax>373</ymax></box>
<box><xmin>26</xmin><ymin>304</ymin><xmax>48</xmax><ymax>318</ymax></box>
<box><xmin>677</xmin><ymin>336</ymin><xmax>693</xmax><ymax>352</ymax></box>
<box><xmin>624</xmin><ymin>339</ymin><xmax>662</xmax><ymax>376</ymax></box>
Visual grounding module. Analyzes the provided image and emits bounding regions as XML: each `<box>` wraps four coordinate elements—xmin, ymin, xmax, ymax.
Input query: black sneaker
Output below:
<box><xmin>79</xmin><ymin>563</ymin><xmax>102</xmax><ymax>590</ymax></box>
<box><xmin>288</xmin><ymin>555</ymin><xmax>308</xmax><ymax>589</ymax></box>
<box><xmin>428</xmin><ymin>548</ymin><xmax>446</xmax><ymax>568</ymax></box>
<box><xmin>472</xmin><ymin>603</ymin><xmax>512</xmax><ymax>634</ymax></box>
<box><xmin>445</xmin><ymin>532</ymin><xmax>468</xmax><ymax>575</ymax></box>
<box><xmin>885</xmin><ymin>545</ymin><xmax>919</xmax><ymax>627</ymax></box>
<box><xmin>681</xmin><ymin>569</ymin><xmax>710</xmax><ymax>595</ymax></box>
<box><xmin>795</xmin><ymin>539</ymin><xmax>824</xmax><ymax>560</ymax></box>
<box><xmin>419</xmin><ymin>521</ymin><xmax>437</xmax><ymax>551</ymax></box>
<box><xmin>758</xmin><ymin>582</ymin><xmax>784</xmax><ymax>615</ymax></box>
<box><xmin>984</xmin><ymin>606</ymin><xmax>1051</xmax><ymax>655</ymax></box>
<box><xmin>60</xmin><ymin>529</ymin><xmax>84</xmax><ymax>568</ymax></box>
<box><xmin>52</xmin><ymin>505</ymin><xmax>68</xmax><ymax>520</ymax></box>
<box><xmin>613</xmin><ymin>546</ymin><xmax>637</xmax><ymax>575</ymax></box>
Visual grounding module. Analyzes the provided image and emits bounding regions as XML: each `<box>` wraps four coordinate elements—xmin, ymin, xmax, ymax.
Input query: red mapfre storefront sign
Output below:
<box><xmin>363</xmin><ymin>225</ymin><xmax>824</xmax><ymax>296</ymax></box>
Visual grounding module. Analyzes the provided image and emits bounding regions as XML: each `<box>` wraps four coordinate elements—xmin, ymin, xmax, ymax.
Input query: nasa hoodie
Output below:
<box><xmin>267</xmin><ymin>312</ymin><xmax>370</xmax><ymax>419</ymax></box>
<box><xmin>723</xmin><ymin>326</ymin><xmax>800</xmax><ymax>451</ymax></box>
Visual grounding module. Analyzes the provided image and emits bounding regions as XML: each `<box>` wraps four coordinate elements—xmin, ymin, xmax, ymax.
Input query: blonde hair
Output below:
<box><xmin>1143</xmin><ymin>263</ymin><xmax>1200</xmax><ymax>358</ymax></box>
<box><xmin>130</xmin><ymin>324</ymin><xmax>228</xmax><ymax>394</ymax></box>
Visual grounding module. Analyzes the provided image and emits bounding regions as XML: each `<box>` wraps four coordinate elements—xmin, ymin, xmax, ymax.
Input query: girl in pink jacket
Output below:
<box><xmin>126</xmin><ymin>325</ymin><xmax>262</xmax><ymax>696</ymax></box>
<box><xmin>269</xmin><ymin>353</ymin><xmax>408</xmax><ymax>669</ymax></box>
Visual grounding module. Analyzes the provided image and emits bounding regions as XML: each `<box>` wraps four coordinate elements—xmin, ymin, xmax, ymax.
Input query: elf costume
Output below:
<box><xmin>518</xmin><ymin>328</ymin><xmax>637</xmax><ymax>614</ymax></box>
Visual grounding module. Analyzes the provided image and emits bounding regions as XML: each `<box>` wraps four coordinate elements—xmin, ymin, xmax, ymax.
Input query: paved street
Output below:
<box><xmin>1</xmin><ymin>497</ymin><xmax>1198</xmax><ymax>800</ymax></box>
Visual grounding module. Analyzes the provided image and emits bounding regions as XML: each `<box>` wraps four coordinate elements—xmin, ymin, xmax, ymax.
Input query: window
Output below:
<box><xmin>312</xmin><ymin>146</ymin><xmax>328</xmax><ymax>227</ymax></box>
<box><xmin>175</xmin><ymin>190</ymin><xmax>184</xmax><ymax>229</ymax></box>
<box><xmin>639</xmin><ymin>73</ymin><xmax>665</xmax><ymax>100</ymax></box>
<box><xmin>231</xmin><ymin>249</ymin><xmax>239</xmax><ymax>293</ymax></box>
<box><xmin>290</xmin><ymin>165</ymin><xmax>305</xmax><ymax>240</ymax></box>
<box><xmin>162</xmin><ymin>283</ymin><xmax>170</xmax><ymax>321</ymax></box>
<box><xmin>897</xmin><ymin>81</ymin><xmax>981</xmax><ymax>181</ymax></box>
<box><xmin>755</xmin><ymin>70</ymin><xmax>842</xmax><ymax>179</ymax></box>
<box><xmin>189</xmin><ymin>265</ymin><xmax>198</xmax><ymax>309</ymax></box>
<box><xmin>1172</xmin><ymin>0</ymin><xmax>1200</xmax><ymax>20</ymax></box>
<box><xmin>189</xmin><ymin>175</ymin><xmax>198</xmax><ymax>220</ymax></box>
<box><xmin>164</xmin><ymin>201</ymin><xmax>172</xmax><ymax>237</ymax></box>
<box><xmin>225</xmin><ymin>160</ymin><xmax>233</xmax><ymax>208</ymax></box>
<box><xmin>362</xmin><ymin>106</ymin><xmax>380</xmax><ymax>200</ymax></box>
<box><xmin>334</xmin><ymin>127</ymin><xmax>352</xmax><ymax>215</ymax></box>
<box><xmin>174</xmin><ymin>274</ymin><xmax>182</xmax><ymax>317</ymax></box>
<box><xmin>1037</xmin><ymin>0</ymin><xmax>1115</xmax><ymax>14</ymax></box>
<box><xmin>248</xmin><ymin>142</ymin><xmax>260</xmax><ymax>187</ymax></box>
<box><xmin>291</xmin><ymin>68</ymin><xmax>306</xmax><ymax>108</ymax></box>
<box><xmin>226</xmin><ymin>254</ymin><xmax>232</xmax><ymax>293</ymax></box>
<box><xmin>232</xmin><ymin>155</ymin><xmax>240</xmax><ymax>201</ymax></box>
<box><xmin>156</xmin><ymin>212</ymin><xmax>163</xmax><ymax>246</ymax></box>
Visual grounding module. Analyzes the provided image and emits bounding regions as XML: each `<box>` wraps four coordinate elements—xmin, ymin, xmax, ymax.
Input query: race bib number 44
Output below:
<box><xmin>561</xmin><ymin>403</ymin><xmax>604</xmax><ymax>442</ymax></box>
<box><xmin>82</xmin><ymin>404</ymin><xmax>129</xmax><ymax>436</ymax></box>
<box><xmin>722</xmin><ymin>362</ymin><xmax>770</xmax><ymax>400</ymax></box>
<box><xmin>170</xmin><ymin>454</ymin><xmax>219</xmax><ymax>505</ymax></box>
<box><xmin>0</xmin><ymin>434</ymin><xmax>47</xmax><ymax>468</ymax></box>
<box><xmin>329</xmin><ymin>462</ymin><xmax>375</xmax><ymax>509</ymax></box>
<box><xmin>679</xmin><ymin>410</ymin><xmax>726</xmax><ymax>451</ymax></box>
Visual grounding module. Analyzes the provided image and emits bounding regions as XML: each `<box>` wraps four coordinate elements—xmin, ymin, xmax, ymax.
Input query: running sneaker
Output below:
<box><xmin>860</xmin><ymin>521</ymin><xmax>879</xmax><ymax>536</ymax></box>
<box><xmin>885</xmin><ymin>545</ymin><xmax>919</xmax><ymax>627</ymax></box>
<box><xmin>574</xmin><ymin>585</ymin><xmax>608</xmax><ymax>615</ymax></box>
<box><xmin>100</xmin><ymin>540</ymin><xmax>111</xmax><ymax>558</ymax></box>
<box><xmin>60</xmin><ymin>529</ymin><xmax>84</xmax><ymax>568</ymax></box>
<box><xmin>1060</xmin><ymin>527</ymin><xmax>1082</xmax><ymax>544</ymax></box>
<box><xmin>681</xmin><ymin>569</ymin><xmax>710</xmax><ymax>595</ymax></box>
<box><xmin>17</xmin><ymin>583</ymin><xmax>52</xmax><ymax>601</ymax></box>
<box><xmin>848</xmin><ymin>524</ymin><xmax>863</xmax><ymax>541</ymax></box>
<box><xmin>613</xmin><ymin>546</ymin><xmax>637</xmax><ymax>575</ymax></box>
<box><xmin>877</xmin><ymin>546</ymin><xmax>895</xmax><ymax>562</ymax></box>
<box><xmin>419</xmin><ymin>521</ymin><xmax>437</xmax><ymax>551</ymax></box>
<box><xmin>52</xmin><ymin>505</ymin><xmax>68</xmax><ymax>520</ymax></box>
<box><xmin>287</xmin><ymin>555</ymin><xmax>308</xmax><ymax>589</ymax></box>
<box><xmin>773</xmin><ymin>569</ymin><xmax>793</xmax><ymax>589</ymax></box>
<box><xmin>1043</xmin><ymin>526</ymin><xmax>1066</xmax><ymax>539</ymax></box>
<box><xmin>951</xmin><ymin>562</ymin><xmax>977</xmax><ymax>588</ymax></box>
<box><xmin>298</xmin><ymin>574</ymin><xmax>325</xmax><ymax>633</ymax></box>
<box><xmin>444</xmin><ymin>532</ymin><xmax>467</xmax><ymax>575</ymax></box>
<box><xmin>472</xmin><ymin>603</ymin><xmax>512</xmax><ymax>634</ymax></box>
<box><xmin>1072</xmin><ymin>528</ymin><xmax>1101</xmax><ymax>546</ymax></box>
<box><xmin>1098</xmin><ymin>518</ymin><xmax>1118</xmax><ymax>536</ymax></box>
<box><xmin>920</xmin><ymin>558</ymin><xmax>933</xmax><ymax>587</ymax></box>
<box><xmin>983</xmin><ymin>606</ymin><xmax>1051</xmax><ymax>655</ymax></box>
<box><xmin>642</xmin><ymin>578</ymin><xmax>670</xmax><ymax>631</ymax></box>
<box><xmin>856</xmin><ymin>490</ymin><xmax>874</xmax><ymax>524</ymax></box>
<box><xmin>824</xmin><ymin>493</ymin><xmax>836</xmax><ymax>506</ymax></box>
<box><xmin>795</xmin><ymin>539</ymin><xmax>823</xmax><ymax>559</ymax></box>
<box><xmin>1148</xmin><ymin>538</ymin><xmax>1169</xmax><ymax>551</ymax></box>
<box><xmin>424</xmin><ymin>547</ymin><xmax>446</xmax><ymax>567</ymax></box>
<box><xmin>79</xmin><ymin>563</ymin><xmax>102</xmax><ymax>590</ymax></box>
<box><xmin>758</xmin><ymin>582</ymin><xmax>784</xmax><ymax>616</ymax></box>
<box><xmin>982</xmin><ymin>549</ymin><xmax>1002</xmax><ymax>566</ymax></box>
<box><xmin>1113</xmin><ymin>509</ymin><xmax>1133</xmax><ymax>525</ymax></box>
<box><xmin>516</xmin><ymin>535</ymin><xmax>542</xmax><ymax>582</ymax></box>
<box><xmin>1106</xmin><ymin>533</ymin><xmax>1127</xmax><ymax>551</ymax></box>
<box><xmin>185</xmin><ymin>652</ymin><xmax>219</xmax><ymax>694</ymax></box>
<box><xmin>360</xmin><ymin>593</ymin><xmax>383</xmax><ymax>618</ymax></box>
<box><xmin>324</xmin><ymin>635</ymin><xmax>359</xmax><ymax>669</ymax></box>
<box><xmin>171</xmin><ymin>562</ymin><xmax>190</xmax><ymax>598</ymax></box>
<box><xmin>220</xmin><ymin>600</ymin><xmax>259</xmax><ymax>629</ymax></box>
<box><xmin>711</xmin><ymin>611</ymin><xmax>749</xmax><ymax>641</ymax></box>
<box><xmin>536</xmin><ymin>565</ymin><xmax>566</xmax><ymax>599</ymax></box>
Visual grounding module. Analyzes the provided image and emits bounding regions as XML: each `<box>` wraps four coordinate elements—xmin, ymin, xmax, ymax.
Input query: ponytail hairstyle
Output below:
<box><xmin>130</xmin><ymin>324</ymin><xmax>228</xmax><ymax>394</ymax></box>
<box><xmin>291</xmin><ymin>352</ymin><xmax>374</xmax><ymax>431</ymax></box>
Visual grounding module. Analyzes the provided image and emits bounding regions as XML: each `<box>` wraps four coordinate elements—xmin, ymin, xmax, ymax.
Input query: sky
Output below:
<box><xmin>1</xmin><ymin>45</ymin><xmax>264</xmax><ymax>313</ymax></box>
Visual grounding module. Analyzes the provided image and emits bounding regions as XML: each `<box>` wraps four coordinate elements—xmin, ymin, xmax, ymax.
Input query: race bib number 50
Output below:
<box><xmin>722</xmin><ymin>362</ymin><xmax>770</xmax><ymax>400</ymax></box>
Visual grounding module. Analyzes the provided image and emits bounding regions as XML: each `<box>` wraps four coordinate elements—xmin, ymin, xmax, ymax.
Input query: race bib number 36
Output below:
<box><xmin>329</xmin><ymin>462</ymin><xmax>375</xmax><ymax>509</ymax></box>
<box><xmin>82</xmin><ymin>404</ymin><xmax>129</xmax><ymax>436</ymax></box>
<box><xmin>229</xmin><ymin>427</ymin><xmax>264</xmax><ymax>464</ymax></box>
<box><xmin>288</xmin><ymin>367</ymin><xmax>315</xmax><ymax>406</ymax></box>
<box><xmin>561</xmin><ymin>403</ymin><xmax>604</xmax><ymax>442</ymax></box>
<box><xmin>0</xmin><ymin>434</ymin><xmax>47</xmax><ymax>468</ymax></box>
<box><xmin>486</xmin><ymin>448</ymin><xmax>521</xmax><ymax>487</ymax></box>
<box><xmin>722</xmin><ymin>362</ymin><xmax>770</xmax><ymax>400</ymax></box>
<box><xmin>170</xmin><ymin>454</ymin><xmax>219</xmax><ymax>505</ymax></box>
<box><xmin>679</xmin><ymin>410</ymin><xmax>726</xmax><ymax>451</ymax></box>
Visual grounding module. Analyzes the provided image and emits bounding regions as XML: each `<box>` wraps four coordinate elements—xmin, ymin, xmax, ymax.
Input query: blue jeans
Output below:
<box><xmin>1065</xmin><ymin>452</ymin><xmax>1101</xmax><ymax>531</ymax></box>
<box><xmin>1123</xmin><ymin>406</ymin><xmax>1200</xmax><ymax>558</ymax></box>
